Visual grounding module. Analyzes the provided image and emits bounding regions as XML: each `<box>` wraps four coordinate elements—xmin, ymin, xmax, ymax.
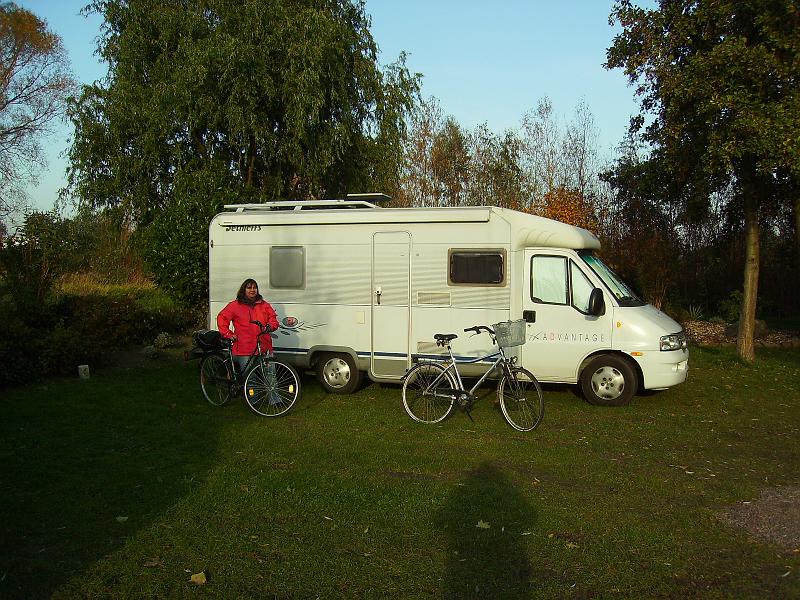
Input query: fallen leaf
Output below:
<box><xmin>190</xmin><ymin>571</ymin><xmax>207</xmax><ymax>585</ymax></box>
<box><xmin>476</xmin><ymin>520</ymin><xmax>490</xmax><ymax>529</ymax></box>
<box><xmin>115</xmin><ymin>516</ymin><xmax>128</xmax><ymax>523</ymax></box>
<box><xmin>566</xmin><ymin>542</ymin><xmax>579</xmax><ymax>549</ymax></box>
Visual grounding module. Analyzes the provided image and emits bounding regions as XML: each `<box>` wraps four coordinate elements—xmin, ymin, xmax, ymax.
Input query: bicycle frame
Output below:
<box><xmin>220</xmin><ymin>327</ymin><xmax>273</xmax><ymax>383</ymax></box>
<box><xmin>422</xmin><ymin>342</ymin><xmax>513</xmax><ymax>400</ymax></box>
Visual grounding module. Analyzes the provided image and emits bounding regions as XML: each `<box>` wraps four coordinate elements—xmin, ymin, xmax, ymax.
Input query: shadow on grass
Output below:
<box><xmin>436</xmin><ymin>461</ymin><xmax>536</xmax><ymax>598</ymax></box>
<box><xmin>0</xmin><ymin>362</ymin><xmax>223</xmax><ymax>599</ymax></box>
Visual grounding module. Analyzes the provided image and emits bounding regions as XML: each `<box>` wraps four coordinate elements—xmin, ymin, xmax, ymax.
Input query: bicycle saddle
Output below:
<box><xmin>434</xmin><ymin>333</ymin><xmax>458</xmax><ymax>344</ymax></box>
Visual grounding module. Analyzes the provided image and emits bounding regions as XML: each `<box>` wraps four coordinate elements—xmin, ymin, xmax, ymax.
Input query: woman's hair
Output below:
<box><xmin>236</xmin><ymin>278</ymin><xmax>263</xmax><ymax>304</ymax></box>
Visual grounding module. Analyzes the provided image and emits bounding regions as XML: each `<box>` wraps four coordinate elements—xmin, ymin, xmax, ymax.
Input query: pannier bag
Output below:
<box><xmin>194</xmin><ymin>329</ymin><xmax>224</xmax><ymax>351</ymax></box>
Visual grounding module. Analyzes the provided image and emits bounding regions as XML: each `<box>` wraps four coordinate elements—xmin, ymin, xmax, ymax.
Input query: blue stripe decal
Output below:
<box><xmin>274</xmin><ymin>347</ymin><xmax>310</xmax><ymax>354</ymax></box>
<box><xmin>274</xmin><ymin>347</ymin><xmax>496</xmax><ymax>364</ymax></box>
<box><xmin>412</xmin><ymin>353</ymin><xmax>497</xmax><ymax>364</ymax></box>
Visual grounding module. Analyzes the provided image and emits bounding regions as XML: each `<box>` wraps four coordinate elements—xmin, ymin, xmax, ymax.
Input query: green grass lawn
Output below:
<box><xmin>2</xmin><ymin>347</ymin><xmax>799</xmax><ymax>599</ymax></box>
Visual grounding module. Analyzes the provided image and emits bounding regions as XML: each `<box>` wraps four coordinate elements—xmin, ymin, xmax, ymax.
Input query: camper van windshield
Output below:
<box><xmin>579</xmin><ymin>253</ymin><xmax>644</xmax><ymax>307</ymax></box>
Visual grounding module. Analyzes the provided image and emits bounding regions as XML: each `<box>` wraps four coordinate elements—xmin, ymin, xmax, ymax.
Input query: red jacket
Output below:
<box><xmin>217</xmin><ymin>298</ymin><xmax>279</xmax><ymax>356</ymax></box>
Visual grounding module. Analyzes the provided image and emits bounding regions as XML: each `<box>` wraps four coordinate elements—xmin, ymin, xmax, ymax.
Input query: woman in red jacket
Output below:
<box><xmin>216</xmin><ymin>278</ymin><xmax>279</xmax><ymax>375</ymax></box>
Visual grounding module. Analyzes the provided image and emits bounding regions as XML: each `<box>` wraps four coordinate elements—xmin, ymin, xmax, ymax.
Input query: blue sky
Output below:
<box><xmin>18</xmin><ymin>0</ymin><xmax>644</xmax><ymax>213</ymax></box>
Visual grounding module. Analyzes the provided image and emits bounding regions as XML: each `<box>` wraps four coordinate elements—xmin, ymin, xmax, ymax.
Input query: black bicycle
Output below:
<box><xmin>192</xmin><ymin>321</ymin><xmax>300</xmax><ymax>417</ymax></box>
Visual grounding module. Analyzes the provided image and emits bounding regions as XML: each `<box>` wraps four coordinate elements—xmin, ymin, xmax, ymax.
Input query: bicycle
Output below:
<box><xmin>401</xmin><ymin>320</ymin><xmax>544</xmax><ymax>432</ymax></box>
<box><xmin>194</xmin><ymin>320</ymin><xmax>300</xmax><ymax>417</ymax></box>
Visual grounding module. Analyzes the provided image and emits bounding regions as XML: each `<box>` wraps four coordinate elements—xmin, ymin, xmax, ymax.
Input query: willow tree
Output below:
<box><xmin>607</xmin><ymin>0</ymin><xmax>800</xmax><ymax>361</ymax></box>
<box><xmin>67</xmin><ymin>0</ymin><xmax>418</xmax><ymax>302</ymax></box>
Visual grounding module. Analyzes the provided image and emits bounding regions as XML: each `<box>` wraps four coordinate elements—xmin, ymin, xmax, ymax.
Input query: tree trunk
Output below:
<box><xmin>794</xmin><ymin>192</ymin><xmax>800</xmax><ymax>269</ymax></box>
<box><xmin>246</xmin><ymin>135</ymin><xmax>256</xmax><ymax>187</ymax></box>
<box><xmin>737</xmin><ymin>192</ymin><xmax>760</xmax><ymax>363</ymax></box>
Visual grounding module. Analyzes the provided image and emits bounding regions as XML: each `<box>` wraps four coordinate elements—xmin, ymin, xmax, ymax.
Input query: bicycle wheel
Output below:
<box><xmin>244</xmin><ymin>359</ymin><xmax>300</xmax><ymax>417</ymax></box>
<box><xmin>200</xmin><ymin>354</ymin><xmax>233</xmax><ymax>406</ymax></box>
<box><xmin>498</xmin><ymin>366</ymin><xmax>544</xmax><ymax>432</ymax></box>
<box><xmin>402</xmin><ymin>362</ymin><xmax>457</xmax><ymax>424</ymax></box>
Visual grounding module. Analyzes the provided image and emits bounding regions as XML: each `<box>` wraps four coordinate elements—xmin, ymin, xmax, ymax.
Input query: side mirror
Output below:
<box><xmin>588</xmin><ymin>288</ymin><xmax>605</xmax><ymax>316</ymax></box>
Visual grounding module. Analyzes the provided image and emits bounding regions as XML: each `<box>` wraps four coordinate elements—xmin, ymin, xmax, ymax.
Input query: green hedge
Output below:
<box><xmin>0</xmin><ymin>286</ymin><xmax>196</xmax><ymax>387</ymax></box>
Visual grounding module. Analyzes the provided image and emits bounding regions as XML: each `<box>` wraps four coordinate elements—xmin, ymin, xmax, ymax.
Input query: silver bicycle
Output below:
<box><xmin>401</xmin><ymin>320</ymin><xmax>544</xmax><ymax>432</ymax></box>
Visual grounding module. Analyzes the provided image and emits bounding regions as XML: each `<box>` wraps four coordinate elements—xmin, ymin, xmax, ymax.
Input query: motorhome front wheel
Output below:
<box><xmin>580</xmin><ymin>355</ymin><xmax>637</xmax><ymax>407</ymax></box>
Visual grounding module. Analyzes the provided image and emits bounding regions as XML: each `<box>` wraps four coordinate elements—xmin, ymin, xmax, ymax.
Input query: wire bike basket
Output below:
<box><xmin>493</xmin><ymin>319</ymin><xmax>527</xmax><ymax>348</ymax></box>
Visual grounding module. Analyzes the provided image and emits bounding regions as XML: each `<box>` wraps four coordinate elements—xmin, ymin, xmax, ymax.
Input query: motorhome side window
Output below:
<box><xmin>448</xmin><ymin>250</ymin><xmax>505</xmax><ymax>286</ymax></box>
<box><xmin>270</xmin><ymin>246</ymin><xmax>305</xmax><ymax>289</ymax></box>
<box><xmin>531</xmin><ymin>255</ymin><xmax>568</xmax><ymax>304</ymax></box>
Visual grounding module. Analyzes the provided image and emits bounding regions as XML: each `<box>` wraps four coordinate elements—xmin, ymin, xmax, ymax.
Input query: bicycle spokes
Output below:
<box><xmin>401</xmin><ymin>363</ymin><xmax>456</xmax><ymax>424</ymax></box>
<box><xmin>244</xmin><ymin>361</ymin><xmax>300</xmax><ymax>417</ymax></box>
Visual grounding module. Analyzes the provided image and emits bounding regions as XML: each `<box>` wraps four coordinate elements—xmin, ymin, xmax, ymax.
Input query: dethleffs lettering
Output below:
<box><xmin>225</xmin><ymin>225</ymin><xmax>262</xmax><ymax>232</ymax></box>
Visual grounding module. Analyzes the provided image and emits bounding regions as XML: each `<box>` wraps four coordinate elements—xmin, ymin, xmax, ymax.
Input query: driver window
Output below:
<box><xmin>531</xmin><ymin>256</ymin><xmax>568</xmax><ymax>304</ymax></box>
<box><xmin>570</xmin><ymin>261</ymin><xmax>594</xmax><ymax>313</ymax></box>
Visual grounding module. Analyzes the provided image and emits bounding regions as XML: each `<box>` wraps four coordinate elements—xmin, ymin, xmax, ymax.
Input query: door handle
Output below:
<box><xmin>375</xmin><ymin>287</ymin><xmax>382</xmax><ymax>305</ymax></box>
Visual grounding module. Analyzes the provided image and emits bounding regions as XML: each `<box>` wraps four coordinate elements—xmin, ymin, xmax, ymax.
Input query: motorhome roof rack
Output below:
<box><xmin>345</xmin><ymin>193</ymin><xmax>392</xmax><ymax>203</ymax></box>
<box><xmin>224</xmin><ymin>193</ymin><xmax>391</xmax><ymax>212</ymax></box>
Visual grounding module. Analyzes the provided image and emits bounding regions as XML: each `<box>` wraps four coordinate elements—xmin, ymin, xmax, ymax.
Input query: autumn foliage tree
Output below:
<box><xmin>399</xmin><ymin>96</ymin><xmax>604</xmax><ymax>217</ymax></box>
<box><xmin>0</xmin><ymin>2</ymin><xmax>75</xmax><ymax>218</ymax></box>
<box><xmin>542</xmin><ymin>186</ymin><xmax>597</xmax><ymax>233</ymax></box>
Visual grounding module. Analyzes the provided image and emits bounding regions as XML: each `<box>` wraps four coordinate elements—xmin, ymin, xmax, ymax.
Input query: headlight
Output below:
<box><xmin>660</xmin><ymin>332</ymin><xmax>687</xmax><ymax>351</ymax></box>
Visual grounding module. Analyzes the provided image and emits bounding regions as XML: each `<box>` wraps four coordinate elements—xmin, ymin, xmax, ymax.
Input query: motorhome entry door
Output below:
<box><xmin>371</xmin><ymin>231</ymin><xmax>411</xmax><ymax>379</ymax></box>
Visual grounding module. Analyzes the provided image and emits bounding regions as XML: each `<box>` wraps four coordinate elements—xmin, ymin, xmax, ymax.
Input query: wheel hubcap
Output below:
<box><xmin>590</xmin><ymin>366</ymin><xmax>625</xmax><ymax>399</ymax></box>
<box><xmin>323</xmin><ymin>358</ymin><xmax>351</xmax><ymax>389</ymax></box>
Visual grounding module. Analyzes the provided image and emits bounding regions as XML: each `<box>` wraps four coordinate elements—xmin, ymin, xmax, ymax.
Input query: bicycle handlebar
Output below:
<box><xmin>250</xmin><ymin>320</ymin><xmax>275</xmax><ymax>333</ymax></box>
<box><xmin>464</xmin><ymin>325</ymin><xmax>495</xmax><ymax>336</ymax></box>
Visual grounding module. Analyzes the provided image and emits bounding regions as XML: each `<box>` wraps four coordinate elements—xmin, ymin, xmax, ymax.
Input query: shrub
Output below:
<box><xmin>718</xmin><ymin>290</ymin><xmax>743</xmax><ymax>322</ymax></box>
<box><xmin>0</xmin><ymin>290</ymin><xmax>39</xmax><ymax>385</ymax></box>
<box><xmin>0</xmin><ymin>279</ymin><xmax>197</xmax><ymax>387</ymax></box>
<box><xmin>141</xmin><ymin>162</ymin><xmax>243</xmax><ymax>305</ymax></box>
<box><xmin>687</xmin><ymin>305</ymin><xmax>705</xmax><ymax>321</ymax></box>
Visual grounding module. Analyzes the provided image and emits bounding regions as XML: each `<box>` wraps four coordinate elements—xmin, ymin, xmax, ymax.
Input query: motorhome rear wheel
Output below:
<box><xmin>317</xmin><ymin>353</ymin><xmax>362</xmax><ymax>394</ymax></box>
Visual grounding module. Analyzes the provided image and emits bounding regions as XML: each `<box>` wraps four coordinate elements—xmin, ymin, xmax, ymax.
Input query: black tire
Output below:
<box><xmin>580</xmin><ymin>354</ymin><xmax>637</xmax><ymax>407</ymax></box>
<box><xmin>244</xmin><ymin>359</ymin><xmax>301</xmax><ymax>417</ymax></box>
<box><xmin>316</xmin><ymin>352</ymin><xmax>361</xmax><ymax>394</ymax></box>
<box><xmin>498</xmin><ymin>367</ymin><xmax>544</xmax><ymax>431</ymax></box>
<box><xmin>199</xmin><ymin>355</ymin><xmax>233</xmax><ymax>406</ymax></box>
<box><xmin>402</xmin><ymin>362</ymin><xmax>456</xmax><ymax>424</ymax></box>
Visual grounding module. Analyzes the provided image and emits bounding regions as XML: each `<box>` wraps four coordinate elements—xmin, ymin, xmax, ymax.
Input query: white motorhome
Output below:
<box><xmin>208</xmin><ymin>195</ymin><xmax>688</xmax><ymax>406</ymax></box>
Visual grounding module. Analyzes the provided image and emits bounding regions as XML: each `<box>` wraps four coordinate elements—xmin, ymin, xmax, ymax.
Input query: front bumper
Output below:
<box><xmin>632</xmin><ymin>349</ymin><xmax>689</xmax><ymax>390</ymax></box>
